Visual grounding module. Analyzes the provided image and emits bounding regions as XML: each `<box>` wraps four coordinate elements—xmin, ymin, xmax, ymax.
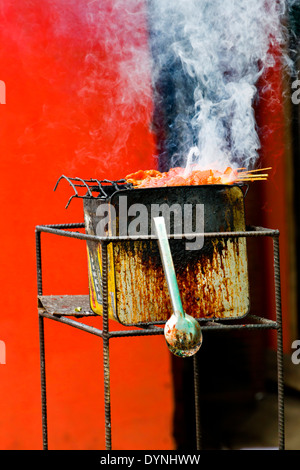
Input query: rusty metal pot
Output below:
<box><xmin>83</xmin><ymin>184</ymin><xmax>249</xmax><ymax>325</ymax></box>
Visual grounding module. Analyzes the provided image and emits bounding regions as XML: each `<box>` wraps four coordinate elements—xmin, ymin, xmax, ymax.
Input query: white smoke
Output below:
<box><xmin>73</xmin><ymin>0</ymin><xmax>153</xmax><ymax>169</ymax></box>
<box><xmin>147</xmin><ymin>0</ymin><xmax>290</xmax><ymax>171</ymax></box>
<box><xmin>37</xmin><ymin>0</ymin><xmax>292</xmax><ymax>172</ymax></box>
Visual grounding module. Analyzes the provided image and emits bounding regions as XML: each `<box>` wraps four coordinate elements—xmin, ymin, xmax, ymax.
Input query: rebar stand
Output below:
<box><xmin>35</xmin><ymin>224</ymin><xmax>285</xmax><ymax>450</ymax></box>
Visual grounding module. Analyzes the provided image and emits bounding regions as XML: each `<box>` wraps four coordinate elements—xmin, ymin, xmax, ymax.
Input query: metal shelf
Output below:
<box><xmin>35</xmin><ymin>224</ymin><xmax>285</xmax><ymax>450</ymax></box>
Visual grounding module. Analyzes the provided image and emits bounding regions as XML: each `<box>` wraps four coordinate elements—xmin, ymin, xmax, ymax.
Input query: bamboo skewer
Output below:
<box><xmin>237</xmin><ymin>167</ymin><xmax>271</xmax><ymax>175</ymax></box>
<box><xmin>237</xmin><ymin>174</ymin><xmax>269</xmax><ymax>178</ymax></box>
<box><xmin>235</xmin><ymin>166</ymin><xmax>271</xmax><ymax>182</ymax></box>
<box><xmin>238</xmin><ymin>173</ymin><xmax>269</xmax><ymax>177</ymax></box>
<box><xmin>237</xmin><ymin>177</ymin><xmax>268</xmax><ymax>181</ymax></box>
<box><xmin>238</xmin><ymin>166</ymin><xmax>272</xmax><ymax>173</ymax></box>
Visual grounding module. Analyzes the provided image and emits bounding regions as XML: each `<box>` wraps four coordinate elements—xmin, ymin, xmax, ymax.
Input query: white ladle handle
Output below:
<box><xmin>153</xmin><ymin>217</ymin><xmax>185</xmax><ymax>319</ymax></box>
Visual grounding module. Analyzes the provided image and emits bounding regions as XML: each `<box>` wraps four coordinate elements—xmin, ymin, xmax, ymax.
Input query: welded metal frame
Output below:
<box><xmin>35</xmin><ymin>223</ymin><xmax>285</xmax><ymax>451</ymax></box>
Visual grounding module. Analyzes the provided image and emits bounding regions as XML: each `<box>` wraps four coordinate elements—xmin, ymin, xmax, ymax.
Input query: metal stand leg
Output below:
<box><xmin>193</xmin><ymin>353</ymin><xmax>201</xmax><ymax>450</ymax></box>
<box><xmin>102</xmin><ymin>242</ymin><xmax>112</xmax><ymax>450</ymax></box>
<box><xmin>103</xmin><ymin>336</ymin><xmax>111</xmax><ymax>450</ymax></box>
<box><xmin>36</xmin><ymin>229</ymin><xmax>48</xmax><ymax>450</ymax></box>
<box><xmin>39</xmin><ymin>314</ymin><xmax>48</xmax><ymax>450</ymax></box>
<box><xmin>273</xmin><ymin>236</ymin><xmax>285</xmax><ymax>450</ymax></box>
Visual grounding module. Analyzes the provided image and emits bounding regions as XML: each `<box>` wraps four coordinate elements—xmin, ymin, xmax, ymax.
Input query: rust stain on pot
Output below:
<box><xmin>112</xmin><ymin>236</ymin><xmax>249</xmax><ymax>325</ymax></box>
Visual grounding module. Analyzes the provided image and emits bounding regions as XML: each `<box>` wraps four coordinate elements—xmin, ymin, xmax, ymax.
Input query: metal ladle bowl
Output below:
<box><xmin>153</xmin><ymin>217</ymin><xmax>203</xmax><ymax>358</ymax></box>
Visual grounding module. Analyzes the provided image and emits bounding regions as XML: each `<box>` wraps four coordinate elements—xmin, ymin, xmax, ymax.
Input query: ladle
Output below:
<box><xmin>153</xmin><ymin>216</ymin><xmax>203</xmax><ymax>357</ymax></box>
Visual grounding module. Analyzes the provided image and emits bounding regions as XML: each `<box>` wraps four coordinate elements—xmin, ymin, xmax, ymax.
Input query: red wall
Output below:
<box><xmin>254</xmin><ymin>46</ymin><xmax>295</xmax><ymax>352</ymax></box>
<box><xmin>0</xmin><ymin>1</ymin><xmax>175</xmax><ymax>450</ymax></box>
<box><xmin>0</xmin><ymin>1</ymin><xmax>293</xmax><ymax>450</ymax></box>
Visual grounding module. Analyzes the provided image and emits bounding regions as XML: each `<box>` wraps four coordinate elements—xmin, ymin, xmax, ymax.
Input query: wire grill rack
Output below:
<box><xmin>54</xmin><ymin>175</ymin><xmax>133</xmax><ymax>208</ymax></box>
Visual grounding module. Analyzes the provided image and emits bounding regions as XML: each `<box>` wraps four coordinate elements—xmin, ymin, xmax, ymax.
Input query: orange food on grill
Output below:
<box><xmin>125</xmin><ymin>165</ymin><xmax>270</xmax><ymax>188</ymax></box>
